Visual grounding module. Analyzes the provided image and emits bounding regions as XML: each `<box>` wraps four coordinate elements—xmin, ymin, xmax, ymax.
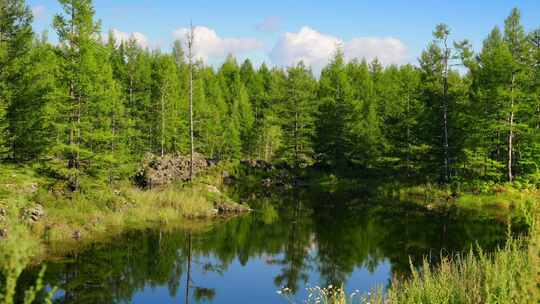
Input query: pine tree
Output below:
<box><xmin>123</xmin><ymin>39</ymin><xmax>154</xmax><ymax>157</ymax></box>
<box><xmin>503</xmin><ymin>8</ymin><xmax>529</xmax><ymax>181</ymax></box>
<box><xmin>397</xmin><ymin>65</ymin><xmax>424</xmax><ymax>176</ymax></box>
<box><xmin>468</xmin><ymin>27</ymin><xmax>509</xmax><ymax>181</ymax></box>
<box><xmin>522</xmin><ymin>28</ymin><xmax>540</xmax><ymax>182</ymax></box>
<box><xmin>151</xmin><ymin>52</ymin><xmax>181</xmax><ymax>156</ymax></box>
<box><xmin>172</xmin><ymin>39</ymin><xmax>189</xmax><ymax>154</ymax></box>
<box><xmin>279</xmin><ymin>62</ymin><xmax>317</xmax><ymax>168</ymax></box>
<box><xmin>418</xmin><ymin>25</ymin><xmax>465</xmax><ymax>182</ymax></box>
<box><xmin>314</xmin><ymin>49</ymin><xmax>354</xmax><ymax>169</ymax></box>
<box><xmin>0</xmin><ymin>0</ymin><xmax>33</xmax><ymax>158</ymax></box>
<box><xmin>218</xmin><ymin>55</ymin><xmax>254</xmax><ymax>159</ymax></box>
<box><xmin>8</xmin><ymin>33</ymin><xmax>59</xmax><ymax>161</ymax></box>
<box><xmin>259</xmin><ymin>66</ymin><xmax>286</xmax><ymax>162</ymax></box>
<box><xmin>105</xmin><ymin>32</ymin><xmax>132</xmax><ymax>181</ymax></box>
<box><xmin>240</xmin><ymin>59</ymin><xmax>265</xmax><ymax>157</ymax></box>
<box><xmin>196</xmin><ymin>66</ymin><xmax>227</xmax><ymax>158</ymax></box>
<box><xmin>53</xmin><ymin>0</ymin><xmax>122</xmax><ymax>189</ymax></box>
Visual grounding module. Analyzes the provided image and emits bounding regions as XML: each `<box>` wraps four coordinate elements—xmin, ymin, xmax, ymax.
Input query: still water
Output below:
<box><xmin>20</xmin><ymin>190</ymin><xmax>512</xmax><ymax>303</ymax></box>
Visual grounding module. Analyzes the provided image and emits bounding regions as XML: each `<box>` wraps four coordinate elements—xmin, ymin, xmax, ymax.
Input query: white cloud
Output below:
<box><xmin>256</xmin><ymin>16</ymin><xmax>282</xmax><ymax>32</ymax></box>
<box><xmin>31</xmin><ymin>5</ymin><xmax>46</xmax><ymax>20</ymax></box>
<box><xmin>270</xmin><ymin>26</ymin><xmax>408</xmax><ymax>73</ymax></box>
<box><xmin>105</xmin><ymin>28</ymin><xmax>154</xmax><ymax>49</ymax></box>
<box><xmin>270</xmin><ymin>27</ymin><xmax>340</xmax><ymax>71</ymax></box>
<box><xmin>344</xmin><ymin>37</ymin><xmax>408</xmax><ymax>66</ymax></box>
<box><xmin>172</xmin><ymin>26</ymin><xmax>263</xmax><ymax>62</ymax></box>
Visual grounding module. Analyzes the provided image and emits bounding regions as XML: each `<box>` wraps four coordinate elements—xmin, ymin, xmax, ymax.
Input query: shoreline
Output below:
<box><xmin>0</xmin><ymin>163</ymin><xmax>249</xmax><ymax>264</ymax></box>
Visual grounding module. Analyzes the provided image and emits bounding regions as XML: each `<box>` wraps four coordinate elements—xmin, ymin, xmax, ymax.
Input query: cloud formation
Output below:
<box><xmin>172</xmin><ymin>26</ymin><xmax>263</xmax><ymax>62</ymax></box>
<box><xmin>31</xmin><ymin>5</ymin><xmax>46</xmax><ymax>20</ymax></box>
<box><xmin>105</xmin><ymin>29</ymin><xmax>152</xmax><ymax>49</ymax></box>
<box><xmin>256</xmin><ymin>16</ymin><xmax>282</xmax><ymax>32</ymax></box>
<box><xmin>344</xmin><ymin>37</ymin><xmax>408</xmax><ymax>66</ymax></box>
<box><xmin>270</xmin><ymin>26</ymin><xmax>408</xmax><ymax>73</ymax></box>
<box><xmin>101</xmin><ymin>24</ymin><xmax>407</xmax><ymax>73</ymax></box>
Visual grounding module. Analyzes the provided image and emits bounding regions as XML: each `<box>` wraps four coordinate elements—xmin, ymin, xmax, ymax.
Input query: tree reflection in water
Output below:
<box><xmin>15</xmin><ymin>188</ymin><xmax>516</xmax><ymax>303</ymax></box>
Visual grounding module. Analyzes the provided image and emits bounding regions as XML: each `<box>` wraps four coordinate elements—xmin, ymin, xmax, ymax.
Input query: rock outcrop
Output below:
<box><xmin>0</xmin><ymin>206</ymin><xmax>6</xmax><ymax>222</ymax></box>
<box><xmin>135</xmin><ymin>153</ymin><xmax>209</xmax><ymax>188</ymax></box>
<box><xmin>215</xmin><ymin>202</ymin><xmax>250</xmax><ymax>214</ymax></box>
<box><xmin>0</xmin><ymin>227</ymin><xmax>7</xmax><ymax>239</ymax></box>
<box><xmin>22</xmin><ymin>204</ymin><xmax>45</xmax><ymax>223</ymax></box>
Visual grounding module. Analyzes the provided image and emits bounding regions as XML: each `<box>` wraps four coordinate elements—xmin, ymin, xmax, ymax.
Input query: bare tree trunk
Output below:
<box><xmin>406</xmin><ymin>94</ymin><xmax>411</xmax><ymax>177</ymax></box>
<box><xmin>187</xmin><ymin>24</ymin><xmax>195</xmax><ymax>181</ymax></box>
<box><xmin>294</xmin><ymin>94</ymin><xmax>299</xmax><ymax>169</ymax></box>
<box><xmin>185</xmin><ymin>232</ymin><xmax>192</xmax><ymax>304</ymax></box>
<box><xmin>110</xmin><ymin>98</ymin><xmax>116</xmax><ymax>185</ymax></box>
<box><xmin>442</xmin><ymin>40</ymin><xmax>450</xmax><ymax>182</ymax></box>
<box><xmin>75</xmin><ymin>94</ymin><xmax>81</xmax><ymax>191</ymax></box>
<box><xmin>508</xmin><ymin>73</ymin><xmax>515</xmax><ymax>182</ymax></box>
<box><xmin>161</xmin><ymin>92</ymin><xmax>165</xmax><ymax>157</ymax></box>
<box><xmin>70</xmin><ymin>3</ymin><xmax>81</xmax><ymax>191</ymax></box>
<box><xmin>536</xmin><ymin>102</ymin><xmax>540</xmax><ymax>129</ymax></box>
<box><xmin>128</xmin><ymin>75</ymin><xmax>133</xmax><ymax>150</ymax></box>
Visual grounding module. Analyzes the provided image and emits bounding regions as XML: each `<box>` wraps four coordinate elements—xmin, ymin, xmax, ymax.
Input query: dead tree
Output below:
<box><xmin>186</xmin><ymin>23</ymin><xmax>195</xmax><ymax>181</ymax></box>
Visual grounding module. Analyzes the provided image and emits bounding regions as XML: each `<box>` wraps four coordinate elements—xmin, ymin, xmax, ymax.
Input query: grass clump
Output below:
<box><xmin>0</xmin><ymin>163</ymin><xmax>246</xmax><ymax>260</ymax></box>
<box><xmin>294</xmin><ymin>232</ymin><xmax>537</xmax><ymax>304</ymax></box>
<box><xmin>293</xmin><ymin>211</ymin><xmax>539</xmax><ymax>304</ymax></box>
<box><xmin>280</xmin><ymin>285</ymin><xmax>385</xmax><ymax>304</ymax></box>
<box><xmin>396</xmin><ymin>182</ymin><xmax>539</xmax><ymax>217</ymax></box>
<box><xmin>387</xmin><ymin>234</ymin><xmax>537</xmax><ymax>303</ymax></box>
<box><xmin>0</xmin><ymin>226</ymin><xmax>56</xmax><ymax>304</ymax></box>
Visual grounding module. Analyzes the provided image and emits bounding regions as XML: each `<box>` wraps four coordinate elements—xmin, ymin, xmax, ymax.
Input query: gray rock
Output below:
<box><xmin>0</xmin><ymin>228</ymin><xmax>7</xmax><ymax>239</ymax></box>
<box><xmin>23</xmin><ymin>204</ymin><xmax>45</xmax><ymax>223</ymax></box>
<box><xmin>135</xmin><ymin>153</ymin><xmax>209</xmax><ymax>188</ymax></box>
<box><xmin>207</xmin><ymin>185</ymin><xmax>221</xmax><ymax>194</ymax></box>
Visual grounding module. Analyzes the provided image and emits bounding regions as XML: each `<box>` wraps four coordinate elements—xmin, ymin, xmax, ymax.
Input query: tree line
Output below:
<box><xmin>1</xmin><ymin>0</ymin><xmax>539</xmax><ymax>189</ymax></box>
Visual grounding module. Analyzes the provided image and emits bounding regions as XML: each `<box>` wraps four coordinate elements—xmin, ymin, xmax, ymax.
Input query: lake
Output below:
<box><xmin>18</xmin><ymin>188</ymin><xmax>514</xmax><ymax>303</ymax></box>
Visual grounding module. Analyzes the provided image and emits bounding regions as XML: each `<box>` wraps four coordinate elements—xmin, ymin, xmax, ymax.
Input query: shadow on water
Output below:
<box><xmin>14</xmin><ymin>186</ymin><xmax>518</xmax><ymax>303</ymax></box>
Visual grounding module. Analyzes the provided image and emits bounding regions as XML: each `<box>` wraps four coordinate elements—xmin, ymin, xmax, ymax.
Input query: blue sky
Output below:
<box><xmin>27</xmin><ymin>0</ymin><xmax>540</xmax><ymax>71</ymax></box>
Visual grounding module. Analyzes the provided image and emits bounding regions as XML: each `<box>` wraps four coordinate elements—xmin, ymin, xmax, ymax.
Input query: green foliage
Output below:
<box><xmin>0</xmin><ymin>225</ymin><xmax>57</xmax><ymax>304</ymax></box>
<box><xmin>388</xmin><ymin>234</ymin><xmax>537</xmax><ymax>304</ymax></box>
<box><xmin>277</xmin><ymin>62</ymin><xmax>317</xmax><ymax>167</ymax></box>
<box><xmin>1</xmin><ymin>1</ymin><xmax>538</xmax><ymax>193</ymax></box>
<box><xmin>314</xmin><ymin>50</ymin><xmax>354</xmax><ymax>169</ymax></box>
<box><xmin>3</xmin><ymin>2</ymin><xmax>540</xmax><ymax>303</ymax></box>
<box><xmin>0</xmin><ymin>0</ymin><xmax>34</xmax><ymax>158</ymax></box>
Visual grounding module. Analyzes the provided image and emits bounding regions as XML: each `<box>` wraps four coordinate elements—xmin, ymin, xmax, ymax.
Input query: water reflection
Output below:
<box><xmin>17</xmin><ymin>189</ymin><xmax>513</xmax><ymax>304</ymax></box>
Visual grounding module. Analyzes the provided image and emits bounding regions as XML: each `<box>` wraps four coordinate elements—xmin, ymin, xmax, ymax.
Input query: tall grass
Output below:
<box><xmin>0</xmin><ymin>162</ymin><xmax>246</xmax><ymax>261</ymax></box>
<box><xmin>385</xmin><ymin>196</ymin><xmax>539</xmax><ymax>303</ymax></box>
<box><xmin>280</xmin><ymin>285</ymin><xmax>385</xmax><ymax>304</ymax></box>
<box><xmin>291</xmin><ymin>233</ymin><xmax>538</xmax><ymax>304</ymax></box>
<box><xmin>290</xmin><ymin>210</ymin><xmax>539</xmax><ymax>304</ymax></box>
<box><xmin>387</xmin><ymin>236</ymin><xmax>537</xmax><ymax>303</ymax></box>
<box><xmin>0</xmin><ymin>226</ymin><xmax>56</xmax><ymax>304</ymax></box>
<box><xmin>30</xmin><ymin>181</ymin><xmax>236</xmax><ymax>246</ymax></box>
<box><xmin>0</xmin><ymin>164</ymin><xmax>243</xmax><ymax>302</ymax></box>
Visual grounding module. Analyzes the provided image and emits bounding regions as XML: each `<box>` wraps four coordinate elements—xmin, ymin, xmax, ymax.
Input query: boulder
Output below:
<box><xmin>22</xmin><ymin>204</ymin><xmax>44</xmax><ymax>223</ymax></box>
<box><xmin>207</xmin><ymin>185</ymin><xmax>221</xmax><ymax>194</ymax></box>
<box><xmin>222</xmin><ymin>171</ymin><xmax>236</xmax><ymax>186</ymax></box>
<box><xmin>215</xmin><ymin>202</ymin><xmax>249</xmax><ymax>215</ymax></box>
<box><xmin>0</xmin><ymin>227</ymin><xmax>7</xmax><ymax>239</ymax></box>
<box><xmin>135</xmin><ymin>153</ymin><xmax>208</xmax><ymax>188</ymax></box>
<box><xmin>73</xmin><ymin>230</ymin><xmax>82</xmax><ymax>240</ymax></box>
<box><xmin>0</xmin><ymin>207</ymin><xmax>6</xmax><ymax>221</ymax></box>
<box><xmin>207</xmin><ymin>158</ymin><xmax>220</xmax><ymax>167</ymax></box>
<box><xmin>262</xmin><ymin>178</ymin><xmax>272</xmax><ymax>188</ymax></box>
<box><xmin>241</xmin><ymin>159</ymin><xmax>273</xmax><ymax>171</ymax></box>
